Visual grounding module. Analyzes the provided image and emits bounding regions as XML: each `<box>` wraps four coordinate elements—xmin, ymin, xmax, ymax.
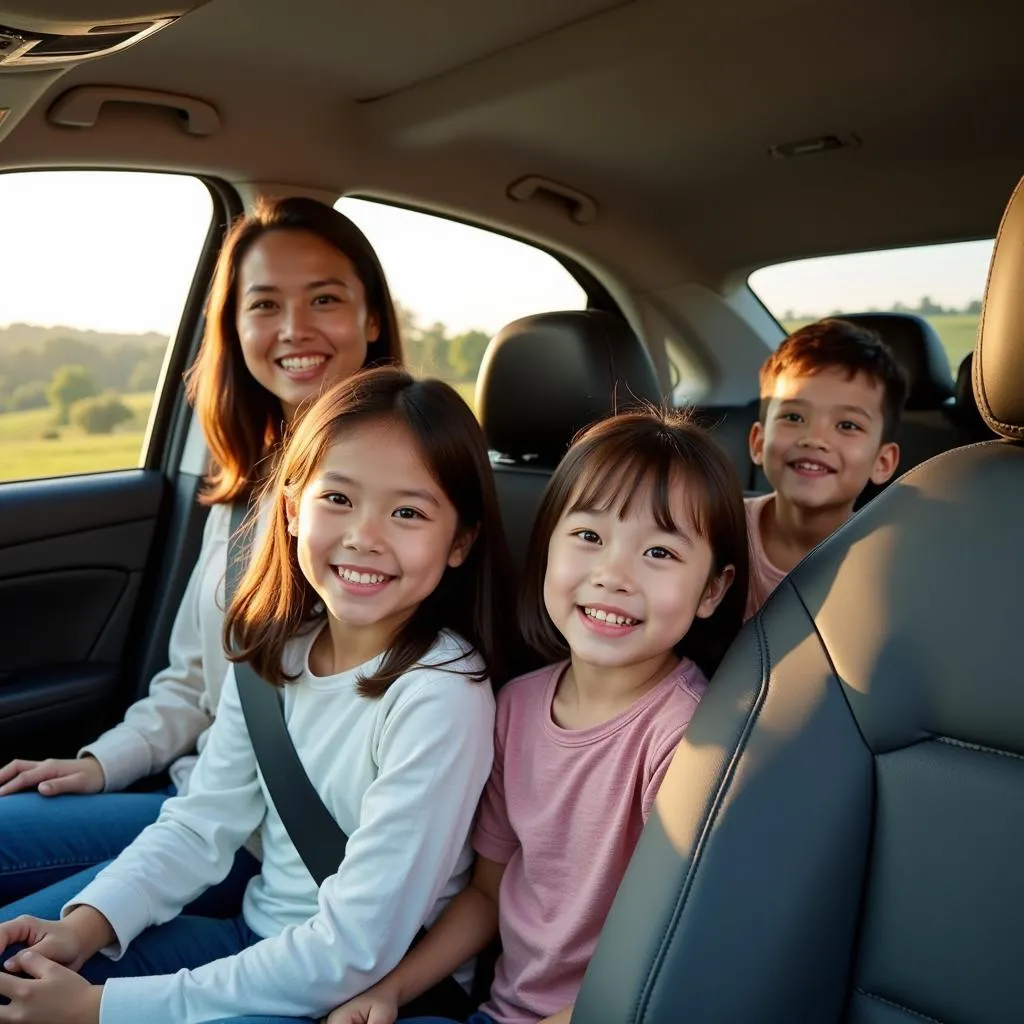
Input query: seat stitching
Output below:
<box><xmin>633</xmin><ymin>579</ymin><xmax>778</xmax><ymax>1023</ymax></box>
<box><xmin>934</xmin><ymin>735</ymin><xmax>1024</xmax><ymax>761</ymax></box>
<box><xmin>855</xmin><ymin>988</ymin><xmax>949</xmax><ymax>1024</ymax></box>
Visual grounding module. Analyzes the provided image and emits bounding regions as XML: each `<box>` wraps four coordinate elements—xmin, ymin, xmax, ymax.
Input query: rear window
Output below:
<box><xmin>748</xmin><ymin>239</ymin><xmax>994</xmax><ymax>372</ymax></box>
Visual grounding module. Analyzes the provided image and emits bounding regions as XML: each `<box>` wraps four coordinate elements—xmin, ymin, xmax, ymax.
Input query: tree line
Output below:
<box><xmin>0</xmin><ymin>302</ymin><xmax>491</xmax><ymax>419</ymax></box>
<box><xmin>782</xmin><ymin>296</ymin><xmax>983</xmax><ymax>322</ymax></box>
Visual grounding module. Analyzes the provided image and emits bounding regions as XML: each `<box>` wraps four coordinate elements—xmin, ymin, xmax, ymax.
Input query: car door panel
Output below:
<box><xmin>0</xmin><ymin>470</ymin><xmax>164</xmax><ymax>758</ymax></box>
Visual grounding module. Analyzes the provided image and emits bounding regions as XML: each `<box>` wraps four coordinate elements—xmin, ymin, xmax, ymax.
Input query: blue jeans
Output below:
<box><xmin>0</xmin><ymin>787</ymin><xmax>170</xmax><ymax>904</ymax></box>
<box><xmin>396</xmin><ymin>1015</ymin><xmax>495</xmax><ymax>1024</ymax></box>
<box><xmin>0</xmin><ymin>786</ymin><xmax>260</xmax><ymax>920</ymax></box>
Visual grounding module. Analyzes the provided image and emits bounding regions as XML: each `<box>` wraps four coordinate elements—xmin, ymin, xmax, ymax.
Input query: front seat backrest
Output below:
<box><xmin>477</xmin><ymin>310</ymin><xmax>661</xmax><ymax>570</ymax></box>
<box><xmin>573</xmin><ymin>178</ymin><xmax>1024</xmax><ymax>1023</ymax></box>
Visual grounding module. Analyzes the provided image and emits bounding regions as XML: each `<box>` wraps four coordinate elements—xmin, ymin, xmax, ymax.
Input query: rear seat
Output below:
<box><xmin>476</xmin><ymin>310</ymin><xmax>662</xmax><ymax>571</ymax></box>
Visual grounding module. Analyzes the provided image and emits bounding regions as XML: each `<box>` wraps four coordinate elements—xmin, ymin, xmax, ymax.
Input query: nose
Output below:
<box><xmin>279</xmin><ymin>301</ymin><xmax>315</xmax><ymax>344</ymax></box>
<box><xmin>797</xmin><ymin>420</ymin><xmax>830</xmax><ymax>450</ymax></box>
<box><xmin>343</xmin><ymin>510</ymin><xmax>385</xmax><ymax>554</ymax></box>
<box><xmin>590</xmin><ymin>544</ymin><xmax>633</xmax><ymax>593</ymax></box>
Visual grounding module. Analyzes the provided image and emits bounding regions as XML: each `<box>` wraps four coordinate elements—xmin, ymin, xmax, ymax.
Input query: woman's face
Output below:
<box><xmin>235</xmin><ymin>228</ymin><xmax>381</xmax><ymax>420</ymax></box>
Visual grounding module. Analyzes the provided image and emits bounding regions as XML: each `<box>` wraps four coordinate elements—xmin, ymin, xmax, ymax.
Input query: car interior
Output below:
<box><xmin>1</xmin><ymin>1</ymin><xmax>1022</xmax><ymax>1020</ymax></box>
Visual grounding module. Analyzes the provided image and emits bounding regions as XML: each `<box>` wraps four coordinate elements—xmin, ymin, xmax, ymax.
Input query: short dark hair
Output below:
<box><xmin>226</xmin><ymin>367</ymin><xmax>516</xmax><ymax>695</ymax></box>
<box><xmin>758</xmin><ymin>319</ymin><xmax>908</xmax><ymax>442</ymax></box>
<box><xmin>518</xmin><ymin>408</ymin><xmax>748</xmax><ymax>679</ymax></box>
<box><xmin>186</xmin><ymin>196</ymin><xmax>403</xmax><ymax>506</ymax></box>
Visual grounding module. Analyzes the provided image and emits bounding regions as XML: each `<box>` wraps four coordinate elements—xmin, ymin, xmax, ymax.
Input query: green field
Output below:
<box><xmin>0</xmin><ymin>383</ymin><xmax>480</xmax><ymax>485</ymax></box>
<box><xmin>0</xmin><ymin>392</ymin><xmax>153</xmax><ymax>484</ymax></box>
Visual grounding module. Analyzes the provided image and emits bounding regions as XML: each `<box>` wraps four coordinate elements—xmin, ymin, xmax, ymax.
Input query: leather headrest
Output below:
<box><xmin>956</xmin><ymin>352</ymin><xmax>975</xmax><ymax>409</ymax></box>
<box><xmin>975</xmin><ymin>175</ymin><xmax>1024</xmax><ymax>438</ymax></box>
<box><xmin>477</xmin><ymin>310</ymin><xmax>662</xmax><ymax>461</ymax></box>
<box><xmin>842</xmin><ymin>312</ymin><xmax>954</xmax><ymax>410</ymax></box>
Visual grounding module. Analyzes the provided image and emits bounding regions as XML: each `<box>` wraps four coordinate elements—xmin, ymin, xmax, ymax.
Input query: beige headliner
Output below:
<box><xmin>1</xmin><ymin>0</ymin><xmax>1022</xmax><ymax>397</ymax></box>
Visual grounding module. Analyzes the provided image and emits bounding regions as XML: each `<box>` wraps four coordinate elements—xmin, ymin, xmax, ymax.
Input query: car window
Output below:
<box><xmin>748</xmin><ymin>239</ymin><xmax>994</xmax><ymax>372</ymax></box>
<box><xmin>0</xmin><ymin>171</ymin><xmax>214</xmax><ymax>484</ymax></box>
<box><xmin>336</xmin><ymin>197</ymin><xmax>587</xmax><ymax>407</ymax></box>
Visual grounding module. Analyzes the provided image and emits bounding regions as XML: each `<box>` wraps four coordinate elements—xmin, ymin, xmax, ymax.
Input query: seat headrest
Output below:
<box><xmin>477</xmin><ymin>310</ymin><xmax>662</xmax><ymax>461</ymax></box>
<box><xmin>956</xmin><ymin>352</ymin><xmax>975</xmax><ymax>409</ymax></box>
<box><xmin>842</xmin><ymin>312</ymin><xmax>954</xmax><ymax>410</ymax></box>
<box><xmin>975</xmin><ymin>175</ymin><xmax>1024</xmax><ymax>438</ymax></box>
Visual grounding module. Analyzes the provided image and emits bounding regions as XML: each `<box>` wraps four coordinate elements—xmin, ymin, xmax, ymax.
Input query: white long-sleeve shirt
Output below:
<box><xmin>68</xmin><ymin>627</ymin><xmax>496</xmax><ymax>1024</ymax></box>
<box><xmin>81</xmin><ymin>502</ymin><xmax>237</xmax><ymax>794</ymax></box>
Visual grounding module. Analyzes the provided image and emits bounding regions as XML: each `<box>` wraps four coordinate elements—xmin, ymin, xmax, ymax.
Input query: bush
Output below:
<box><xmin>71</xmin><ymin>394</ymin><xmax>134</xmax><ymax>435</ymax></box>
<box><xmin>129</xmin><ymin>355</ymin><xmax>163</xmax><ymax>393</ymax></box>
<box><xmin>10</xmin><ymin>381</ymin><xmax>50</xmax><ymax>411</ymax></box>
<box><xmin>49</xmin><ymin>365</ymin><xmax>97</xmax><ymax>425</ymax></box>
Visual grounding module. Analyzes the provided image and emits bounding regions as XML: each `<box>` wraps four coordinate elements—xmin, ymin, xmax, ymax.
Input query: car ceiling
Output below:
<box><xmin>2</xmin><ymin>0</ymin><xmax>1023</xmax><ymax>297</ymax></box>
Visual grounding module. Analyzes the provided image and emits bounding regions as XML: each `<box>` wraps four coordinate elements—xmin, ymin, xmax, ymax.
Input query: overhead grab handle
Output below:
<box><xmin>48</xmin><ymin>86</ymin><xmax>221</xmax><ymax>136</ymax></box>
<box><xmin>507</xmin><ymin>175</ymin><xmax>598</xmax><ymax>225</ymax></box>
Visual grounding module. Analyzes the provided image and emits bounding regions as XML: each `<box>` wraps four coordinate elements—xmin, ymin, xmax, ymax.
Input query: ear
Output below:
<box><xmin>870</xmin><ymin>441</ymin><xmax>900</xmax><ymax>485</ymax></box>
<box><xmin>365</xmin><ymin>309</ymin><xmax>381</xmax><ymax>345</ymax></box>
<box><xmin>695</xmin><ymin>564</ymin><xmax>736</xmax><ymax>620</ymax></box>
<box><xmin>448</xmin><ymin>524</ymin><xmax>480</xmax><ymax>568</ymax></box>
<box><xmin>749</xmin><ymin>420</ymin><xmax>766</xmax><ymax>466</ymax></box>
<box><xmin>285</xmin><ymin>494</ymin><xmax>300</xmax><ymax>537</ymax></box>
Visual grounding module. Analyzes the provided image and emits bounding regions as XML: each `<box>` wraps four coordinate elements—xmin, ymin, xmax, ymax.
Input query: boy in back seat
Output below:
<box><xmin>745</xmin><ymin>319</ymin><xmax>908</xmax><ymax>619</ymax></box>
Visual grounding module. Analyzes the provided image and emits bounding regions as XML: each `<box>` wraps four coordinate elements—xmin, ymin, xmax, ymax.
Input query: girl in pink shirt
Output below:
<box><xmin>329</xmin><ymin>409</ymin><xmax>749</xmax><ymax>1024</ymax></box>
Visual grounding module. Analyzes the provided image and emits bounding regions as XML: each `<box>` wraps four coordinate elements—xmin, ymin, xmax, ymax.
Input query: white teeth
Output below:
<box><xmin>583</xmin><ymin>607</ymin><xmax>637</xmax><ymax>626</ymax></box>
<box><xmin>279</xmin><ymin>355</ymin><xmax>327</xmax><ymax>371</ymax></box>
<box><xmin>794</xmin><ymin>461</ymin><xmax>828</xmax><ymax>472</ymax></box>
<box><xmin>338</xmin><ymin>568</ymin><xmax>387</xmax><ymax>584</ymax></box>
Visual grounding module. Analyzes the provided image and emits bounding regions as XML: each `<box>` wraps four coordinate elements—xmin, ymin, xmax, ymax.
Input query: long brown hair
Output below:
<box><xmin>186</xmin><ymin>196</ymin><xmax>404</xmax><ymax>506</ymax></box>
<box><xmin>518</xmin><ymin>408</ymin><xmax>748</xmax><ymax>678</ymax></box>
<box><xmin>225</xmin><ymin>367</ymin><xmax>516</xmax><ymax>695</ymax></box>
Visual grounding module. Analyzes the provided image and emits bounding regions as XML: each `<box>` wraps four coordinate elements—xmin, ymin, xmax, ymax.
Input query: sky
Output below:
<box><xmin>0</xmin><ymin>170</ymin><xmax>995</xmax><ymax>337</ymax></box>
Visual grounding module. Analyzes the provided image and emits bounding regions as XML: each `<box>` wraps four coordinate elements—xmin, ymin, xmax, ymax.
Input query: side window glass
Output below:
<box><xmin>336</xmin><ymin>197</ymin><xmax>586</xmax><ymax>406</ymax></box>
<box><xmin>748</xmin><ymin>239</ymin><xmax>994</xmax><ymax>373</ymax></box>
<box><xmin>0</xmin><ymin>171</ymin><xmax>213</xmax><ymax>484</ymax></box>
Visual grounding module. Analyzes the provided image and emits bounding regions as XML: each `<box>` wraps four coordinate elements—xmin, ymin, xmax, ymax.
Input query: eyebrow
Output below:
<box><xmin>778</xmin><ymin>398</ymin><xmax>875</xmax><ymax>419</ymax></box>
<box><xmin>565</xmin><ymin>505</ymin><xmax>695</xmax><ymax>546</ymax></box>
<box><xmin>321</xmin><ymin>471</ymin><xmax>441</xmax><ymax>507</ymax></box>
<box><xmin>244</xmin><ymin>277</ymin><xmax>354</xmax><ymax>295</ymax></box>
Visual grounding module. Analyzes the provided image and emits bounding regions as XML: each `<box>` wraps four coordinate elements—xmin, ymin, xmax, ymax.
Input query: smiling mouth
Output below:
<box><xmin>335</xmin><ymin>567</ymin><xmax>392</xmax><ymax>586</ymax></box>
<box><xmin>788</xmin><ymin>459</ymin><xmax>835</xmax><ymax>475</ymax></box>
<box><xmin>581</xmin><ymin>606</ymin><xmax>640</xmax><ymax>627</ymax></box>
<box><xmin>278</xmin><ymin>354</ymin><xmax>328</xmax><ymax>372</ymax></box>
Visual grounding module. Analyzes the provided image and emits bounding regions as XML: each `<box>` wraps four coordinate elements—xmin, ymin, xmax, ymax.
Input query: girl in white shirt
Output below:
<box><xmin>0</xmin><ymin>196</ymin><xmax>404</xmax><ymax>913</ymax></box>
<box><xmin>0</xmin><ymin>366</ymin><xmax>514</xmax><ymax>1024</ymax></box>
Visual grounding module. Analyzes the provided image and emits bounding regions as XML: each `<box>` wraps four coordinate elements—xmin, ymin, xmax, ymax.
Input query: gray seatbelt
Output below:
<box><xmin>228</xmin><ymin>501</ymin><xmax>348</xmax><ymax>885</ymax></box>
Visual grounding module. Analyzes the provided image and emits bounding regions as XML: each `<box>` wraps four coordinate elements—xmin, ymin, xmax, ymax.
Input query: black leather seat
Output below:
<box><xmin>954</xmin><ymin>351</ymin><xmax>997</xmax><ymax>445</ymax></box>
<box><xmin>477</xmin><ymin>310</ymin><xmax>662</xmax><ymax>571</ymax></box>
<box><xmin>573</xmin><ymin>177</ymin><xmax>1024</xmax><ymax>1023</ymax></box>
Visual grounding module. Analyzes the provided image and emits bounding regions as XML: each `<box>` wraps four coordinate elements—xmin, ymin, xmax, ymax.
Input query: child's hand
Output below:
<box><xmin>0</xmin><ymin>949</ymin><xmax>102</xmax><ymax>1023</ymax></box>
<box><xmin>324</xmin><ymin>984</ymin><xmax>399</xmax><ymax>1024</ymax></box>
<box><xmin>0</xmin><ymin>908</ymin><xmax>113</xmax><ymax>974</ymax></box>
<box><xmin>0</xmin><ymin>756</ymin><xmax>105</xmax><ymax>797</ymax></box>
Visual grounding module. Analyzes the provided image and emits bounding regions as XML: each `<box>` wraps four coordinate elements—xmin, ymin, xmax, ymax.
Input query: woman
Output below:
<box><xmin>0</xmin><ymin>196</ymin><xmax>403</xmax><ymax>916</ymax></box>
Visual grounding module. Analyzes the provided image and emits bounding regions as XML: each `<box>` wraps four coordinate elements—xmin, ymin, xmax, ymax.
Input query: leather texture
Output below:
<box><xmin>975</xmin><ymin>175</ymin><xmax>1024</xmax><ymax>438</ymax></box>
<box><xmin>477</xmin><ymin>310</ymin><xmax>662</xmax><ymax>460</ymax></box>
<box><xmin>842</xmin><ymin>312</ymin><xmax>954</xmax><ymax>410</ymax></box>
<box><xmin>574</xmin><ymin>440</ymin><xmax>1024</xmax><ymax>1023</ymax></box>
<box><xmin>478</xmin><ymin>310</ymin><xmax>662</xmax><ymax>570</ymax></box>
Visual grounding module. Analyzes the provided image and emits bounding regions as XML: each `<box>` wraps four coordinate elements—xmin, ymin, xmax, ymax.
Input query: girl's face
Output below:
<box><xmin>235</xmin><ymin>228</ymin><xmax>381</xmax><ymax>420</ymax></box>
<box><xmin>287</xmin><ymin>418</ymin><xmax>474</xmax><ymax>670</ymax></box>
<box><xmin>543</xmin><ymin>477</ymin><xmax>733</xmax><ymax>676</ymax></box>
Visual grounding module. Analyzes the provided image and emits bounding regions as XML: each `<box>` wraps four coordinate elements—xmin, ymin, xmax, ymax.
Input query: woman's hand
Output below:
<box><xmin>0</xmin><ymin>757</ymin><xmax>105</xmax><ymax>797</ymax></box>
<box><xmin>324</xmin><ymin>984</ymin><xmax>399</xmax><ymax>1024</ymax></box>
<box><xmin>0</xmin><ymin>949</ymin><xmax>102</xmax><ymax>1024</ymax></box>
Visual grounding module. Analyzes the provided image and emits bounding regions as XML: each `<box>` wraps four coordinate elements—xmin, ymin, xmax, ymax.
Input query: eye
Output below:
<box><xmin>249</xmin><ymin>299</ymin><xmax>277</xmax><ymax>311</ymax></box>
<box><xmin>645</xmin><ymin>546</ymin><xmax>677</xmax><ymax>561</ymax></box>
<box><xmin>312</xmin><ymin>293</ymin><xmax>342</xmax><ymax>306</ymax></box>
<box><xmin>322</xmin><ymin>492</ymin><xmax>351</xmax><ymax>507</ymax></box>
<box><xmin>838</xmin><ymin>420</ymin><xmax>863</xmax><ymax>433</ymax></box>
<box><xmin>778</xmin><ymin>411</ymin><xmax>802</xmax><ymax>423</ymax></box>
<box><xmin>393</xmin><ymin>507</ymin><xmax>425</xmax><ymax>520</ymax></box>
<box><xmin>571</xmin><ymin>528</ymin><xmax>601</xmax><ymax>544</ymax></box>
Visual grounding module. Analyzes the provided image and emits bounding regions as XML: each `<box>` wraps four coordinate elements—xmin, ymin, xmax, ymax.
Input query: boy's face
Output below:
<box><xmin>749</xmin><ymin>366</ymin><xmax>900</xmax><ymax>515</ymax></box>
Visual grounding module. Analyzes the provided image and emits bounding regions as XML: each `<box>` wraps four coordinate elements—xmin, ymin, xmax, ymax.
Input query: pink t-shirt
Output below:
<box><xmin>473</xmin><ymin>658</ymin><xmax>708</xmax><ymax>1024</ymax></box>
<box><xmin>744</xmin><ymin>493</ymin><xmax>787</xmax><ymax>621</ymax></box>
